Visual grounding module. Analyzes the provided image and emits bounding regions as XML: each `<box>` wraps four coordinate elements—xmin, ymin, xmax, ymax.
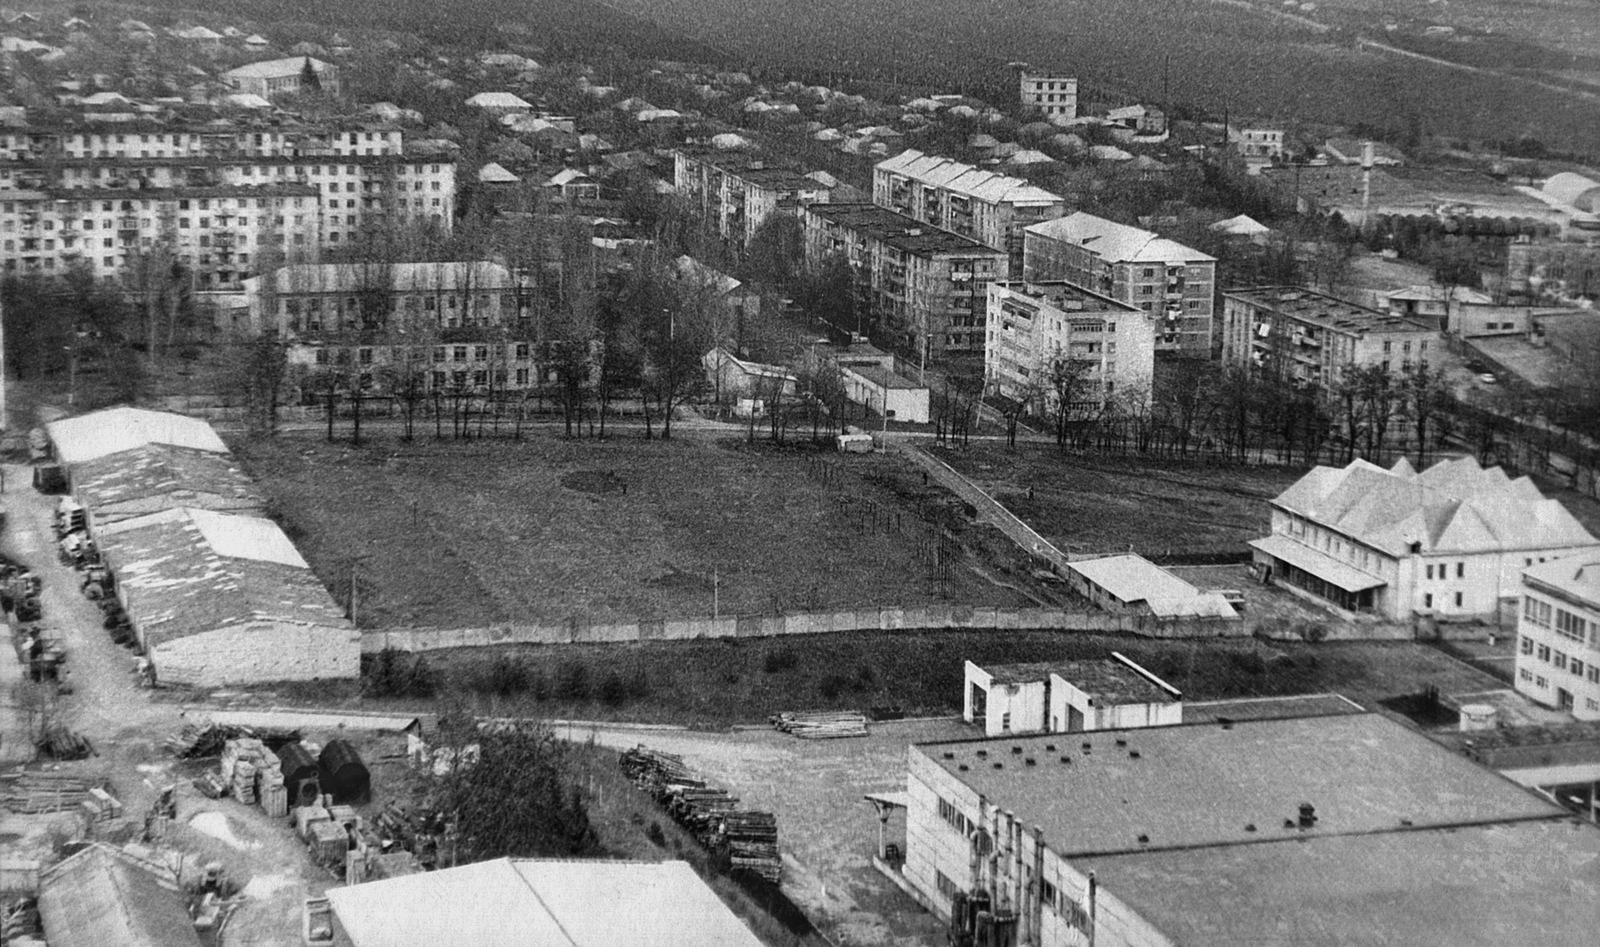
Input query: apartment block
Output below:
<box><xmin>984</xmin><ymin>280</ymin><xmax>1152</xmax><ymax>414</ymax></box>
<box><xmin>243</xmin><ymin>261</ymin><xmax>537</xmax><ymax>394</ymax></box>
<box><xmin>0</xmin><ymin>122</ymin><xmax>456</xmax><ymax>288</ymax></box>
<box><xmin>1220</xmin><ymin>286</ymin><xmax>1435</xmax><ymax>393</ymax></box>
<box><xmin>673</xmin><ymin>148</ymin><xmax>831</xmax><ymax>248</ymax></box>
<box><xmin>1516</xmin><ymin>556</ymin><xmax>1600</xmax><ymax>720</ymax></box>
<box><xmin>802</xmin><ymin>203</ymin><xmax>1006</xmax><ymax>359</ymax></box>
<box><xmin>873</xmin><ymin>149</ymin><xmax>1066</xmax><ymax>278</ymax></box>
<box><xmin>1023</xmin><ymin>213</ymin><xmax>1215</xmax><ymax>355</ymax></box>
<box><xmin>1019</xmin><ymin>72</ymin><xmax>1078</xmax><ymax>121</ymax></box>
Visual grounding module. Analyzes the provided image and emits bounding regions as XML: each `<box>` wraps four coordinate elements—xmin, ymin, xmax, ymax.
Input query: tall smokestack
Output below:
<box><xmin>1361</xmin><ymin>140</ymin><xmax>1374</xmax><ymax>231</ymax></box>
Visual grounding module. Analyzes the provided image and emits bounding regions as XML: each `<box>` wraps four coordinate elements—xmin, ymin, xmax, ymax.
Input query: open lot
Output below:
<box><xmin>933</xmin><ymin>444</ymin><xmax>1303</xmax><ymax>561</ymax></box>
<box><xmin>232</xmin><ymin>432</ymin><xmax>1032</xmax><ymax>630</ymax></box>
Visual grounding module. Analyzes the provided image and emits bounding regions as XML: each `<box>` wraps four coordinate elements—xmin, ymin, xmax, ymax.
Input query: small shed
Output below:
<box><xmin>964</xmin><ymin>653</ymin><xmax>1184</xmax><ymax>736</ymax></box>
<box><xmin>839</xmin><ymin>364</ymin><xmax>929</xmax><ymax>424</ymax></box>
<box><xmin>319</xmin><ymin>740</ymin><xmax>370</xmax><ymax>803</ymax></box>
<box><xmin>278</xmin><ymin>742</ymin><xmax>322</xmax><ymax>807</ymax></box>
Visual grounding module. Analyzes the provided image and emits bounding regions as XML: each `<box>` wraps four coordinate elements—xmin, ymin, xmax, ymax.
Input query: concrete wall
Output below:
<box><xmin>154</xmin><ymin>620</ymin><xmax>361</xmax><ymax>687</ymax></box>
<box><xmin>362</xmin><ymin>606</ymin><xmax>1248</xmax><ymax>653</ymax></box>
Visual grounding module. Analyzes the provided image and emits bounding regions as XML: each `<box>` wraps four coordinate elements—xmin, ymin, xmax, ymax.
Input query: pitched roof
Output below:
<box><xmin>1025</xmin><ymin>212</ymin><xmax>1215</xmax><ymax>263</ymax></box>
<box><xmin>224</xmin><ymin>57</ymin><xmax>333</xmax><ymax>79</ymax></box>
<box><xmin>1523</xmin><ymin>554</ymin><xmax>1600</xmax><ymax>607</ymax></box>
<box><xmin>476</xmin><ymin>161</ymin><xmax>520</xmax><ymax>183</ymax></box>
<box><xmin>875</xmin><ymin>148</ymin><xmax>1063</xmax><ymax>207</ymax></box>
<box><xmin>38</xmin><ymin>845</ymin><xmax>201</xmax><ymax>947</ymax></box>
<box><xmin>47</xmin><ymin>407</ymin><xmax>229</xmax><ymax>465</ymax></box>
<box><xmin>1067</xmin><ymin>554</ymin><xmax>1237</xmax><ymax>618</ymax></box>
<box><xmin>327</xmin><ymin>859</ymin><xmax>764</xmax><ymax>947</ymax></box>
<box><xmin>1272</xmin><ymin>457</ymin><xmax>1599</xmax><ymax>556</ymax></box>
<box><xmin>72</xmin><ymin>444</ymin><xmax>266</xmax><ymax>525</ymax></box>
<box><xmin>94</xmin><ymin>508</ymin><xmax>349</xmax><ymax>646</ymax></box>
<box><xmin>466</xmin><ymin>91</ymin><xmax>533</xmax><ymax>110</ymax></box>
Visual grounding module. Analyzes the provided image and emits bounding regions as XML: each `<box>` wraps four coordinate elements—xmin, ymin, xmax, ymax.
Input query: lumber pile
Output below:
<box><xmin>619</xmin><ymin>746</ymin><xmax>782</xmax><ymax>883</ymax></box>
<box><xmin>2</xmin><ymin>899</ymin><xmax>40</xmax><ymax>944</ymax></box>
<box><xmin>165</xmin><ymin>723</ymin><xmax>301</xmax><ymax>759</ymax></box>
<box><xmin>1</xmin><ymin>771</ymin><xmax>109</xmax><ymax>813</ymax></box>
<box><xmin>221</xmin><ymin>738</ymin><xmax>280</xmax><ymax>807</ymax></box>
<box><xmin>37</xmin><ymin>725</ymin><xmax>92</xmax><ymax>760</ymax></box>
<box><xmin>770</xmin><ymin>710</ymin><xmax>869</xmax><ymax>739</ymax></box>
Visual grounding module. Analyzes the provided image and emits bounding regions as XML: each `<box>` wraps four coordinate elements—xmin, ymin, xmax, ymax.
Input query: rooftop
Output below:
<box><xmin>1073</xmin><ymin>818</ymin><xmax>1600</xmax><ymax>947</ymax></box>
<box><xmin>327</xmin><ymin>858</ymin><xmax>764</xmax><ymax>947</ymax></box>
<box><xmin>47</xmin><ymin>407</ymin><xmax>229</xmax><ymax>465</ymax></box>
<box><xmin>1262</xmin><ymin>164</ymin><xmax>1550</xmax><ymax>218</ymax></box>
<box><xmin>677</xmin><ymin>148</ymin><xmax>822</xmax><ymax>191</ymax></box>
<box><xmin>249</xmin><ymin>261</ymin><xmax>516</xmax><ymax>294</ymax></box>
<box><xmin>1025</xmin><ymin>212</ymin><xmax>1215</xmax><ymax>264</ymax></box>
<box><xmin>875</xmin><ymin>149</ymin><xmax>1064</xmax><ymax>207</ymax></box>
<box><xmin>1226</xmin><ymin>286</ymin><xmax>1435</xmax><ymax>336</ymax></box>
<box><xmin>1183</xmin><ymin>692</ymin><xmax>1364</xmax><ymax>724</ymax></box>
<box><xmin>978</xmin><ymin>656</ymin><xmax>1179</xmax><ymax>704</ymax></box>
<box><xmin>94</xmin><ymin>507</ymin><xmax>350</xmax><ymax>647</ymax></box>
<box><xmin>918</xmin><ymin>713</ymin><xmax>1559</xmax><ymax>857</ymax></box>
<box><xmin>807</xmin><ymin>203</ymin><xmax>1002</xmax><ymax>257</ymax></box>
<box><xmin>38</xmin><ymin>845</ymin><xmax>201</xmax><ymax>947</ymax></box>
<box><xmin>71</xmin><ymin>443</ymin><xmax>266</xmax><ymax>525</ymax></box>
<box><xmin>842</xmin><ymin>363</ymin><xmax>924</xmax><ymax>390</ymax></box>
<box><xmin>224</xmin><ymin>57</ymin><xmax>335</xmax><ymax>79</ymax></box>
<box><xmin>1525</xmin><ymin>553</ymin><xmax>1600</xmax><ymax>604</ymax></box>
<box><xmin>992</xmin><ymin>280</ymin><xmax>1138</xmax><ymax>314</ymax></box>
<box><xmin>1271</xmin><ymin>456</ymin><xmax>1599</xmax><ymax>557</ymax></box>
<box><xmin>1067</xmin><ymin>554</ymin><xmax>1238</xmax><ymax>618</ymax></box>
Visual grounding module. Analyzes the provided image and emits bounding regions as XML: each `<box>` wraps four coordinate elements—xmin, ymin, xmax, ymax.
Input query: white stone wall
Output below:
<box><xmin>153</xmin><ymin>620</ymin><xmax>360</xmax><ymax>687</ymax></box>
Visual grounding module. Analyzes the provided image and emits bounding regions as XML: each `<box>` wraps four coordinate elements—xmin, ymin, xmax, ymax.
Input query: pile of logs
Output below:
<box><xmin>770</xmin><ymin>710</ymin><xmax>869</xmax><ymax>739</ymax></box>
<box><xmin>620</xmin><ymin>746</ymin><xmax>782</xmax><ymax>883</ymax></box>
<box><xmin>37</xmin><ymin>724</ymin><xmax>91</xmax><ymax>760</ymax></box>
<box><xmin>164</xmin><ymin>723</ymin><xmax>301</xmax><ymax>759</ymax></box>
<box><xmin>1</xmin><ymin>771</ymin><xmax>108</xmax><ymax>813</ymax></box>
<box><xmin>1</xmin><ymin>899</ymin><xmax>40</xmax><ymax>944</ymax></box>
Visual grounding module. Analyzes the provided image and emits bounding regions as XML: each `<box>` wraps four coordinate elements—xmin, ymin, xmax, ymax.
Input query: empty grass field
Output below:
<box><xmin>232</xmin><ymin>431</ymin><xmax>1031</xmax><ymax>629</ymax></box>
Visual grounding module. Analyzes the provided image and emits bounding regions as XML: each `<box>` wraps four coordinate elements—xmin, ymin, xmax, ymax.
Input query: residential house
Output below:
<box><xmin>1230</xmin><ymin>126</ymin><xmax>1285</xmax><ymax>159</ymax></box>
<box><xmin>465</xmin><ymin>91</ymin><xmax>534</xmax><ymax>114</ymax></box>
<box><xmin>889</xmin><ymin>712</ymin><xmax>1600</xmax><ymax>947</ymax></box>
<box><xmin>802</xmin><ymin>202</ymin><xmax>1007</xmax><ymax>359</ymax></box>
<box><xmin>1019</xmin><ymin>72</ymin><xmax>1078</xmax><ymax>121</ymax></box>
<box><xmin>1250</xmin><ymin>456</ymin><xmax>1600</xmax><ymax>621</ymax></box>
<box><xmin>1220</xmin><ymin>286</ymin><xmax>1435</xmax><ymax>393</ymax></box>
<box><xmin>547</xmin><ymin>168</ymin><xmax>599</xmax><ymax>201</ymax></box>
<box><xmin>242</xmin><ymin>261</ymin><xmax>534</xmax><ymax>394</ymax></box>
<box><xmin>326</xmin><ymin>858</ymin><xmax>766</xmax><ymax>947</ymax></box>
<box><xmin>1063</xmin><ymin>554</ymin><xmax>1238</xmax><ymax>619</ymax></box>
<box><xmin>676</xmin><ymin>254</ymin><xmax>760</xmax><ymax>333</ymax></box>
<box><xmin>1515</xmin><ymin>556</ymin><xmax>1600</xmax><ymax>720</ymax></box>
<box><xmin>1023</xmin><ymin>213</ymin><xmax>1216</xmax><ymax>355</ymax></box>
<box><xmin>223</xmin><ymin>57</ymin><xmax>340</xmax><ymax>97</ymax></box>
<box><xmin>873</xmin><ymin>149</ymin><xmax>1066</xmax><ymax>278</ymax></box>
<box><xmin>1104</xmin><ymin>104</ymin><xmax>1165</xmax><ymax>136</ymax></box>
<box><xmin>962</xmin><ymin>653</ymin><xmax>1182</xmax><ymax>736</ymax></box>
<box><xmin>1383</xmin><ymin>284</ymin><xmax>1518</xmax><ymax>336</ymax></box>
<box><xmin>702</xmin><ymin>348</ymin><xmax>796</xmax><ymax>403</ymax></box>
<box><xmin>38</xmin><ymin>845</ymin><xmax>201</xmax><ymax>947</ymax></box>
<box><xmin>673</xmin><ymin>148</ymin><xmax>832</xmax><ymax>247</ymax></box>
<box><xmin>984</xmin><ymin>280</ymin><xmax>1152</xmax><ymax>416</ymax></box>
<box><xmin>477</xmin><ymin>162</ymin><xmax>520</xmax><ymax>185</ymax></box>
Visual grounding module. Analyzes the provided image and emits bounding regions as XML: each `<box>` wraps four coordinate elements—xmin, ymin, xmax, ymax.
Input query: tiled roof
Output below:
<box><xmin>876</xmin><ymin>149</ymin><xmax>1063</xmax><ymax>206</ymax></box>
<box><xmin>72</xmin><ymin>443</ymin><xmax>266</xmax><ymax>525</ymax></box>
<box><xmin>38</xmin><ymin>845</ymin><xmax>200</xmax><ymax>947</ymax></box>
<box><xmin>1025</xmin><ymin>212</ymin><xmax>1215</xmax><ymax>264</ymax></box>
<box><xmin>1273</xmin><ymin>457</ymin><xmax>1599</xmax><ymax>556</ymax></box>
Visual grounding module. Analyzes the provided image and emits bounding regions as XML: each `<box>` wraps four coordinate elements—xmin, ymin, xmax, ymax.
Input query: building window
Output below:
<box><xmin>1426</xmin><ymin>565</ymin><xmax>1434</xmax><ymax>580</ymax></box>
<box><xmin>1555</xmin><ymin>652</ymin><xmax>1568</xmax><ymax>671</ymax></box>
<box><xmin>1456</xmin><ymin>562</ymin><xmax>1464</xmax><ymax>578</ymax></box>
<box><xmin>1590</xmin><ymin>667</ymin><xmax>1600</xmax><ymax>684</ymax></box>
<box><xmin>1520</xmin><ymin>636</ymin><xmax>1534</xmax><ymax>655</ymax></box>
<box><xmin>1556</xmin><ymin>609</ymin><xmax>1587</xmax><ymax>642</ymax></box>
<box><xmin>1536</xmin><ymin>675</ymin><xmax>1548</xmax><ymax>688</ymax></box>
<box><xmin>1454</xmin><ymin>592</ymin><xmax>1463</xmax><ymax>607</ymax></box>
<box><xmin>1519</xmin><ymin>668</ymin><xmax>1533</xmax><ymax>682</ymax></box>
<box><xmin>1424</xmin><ymin>593</ymin><xmax>1433</xmax><ymax>609</ymax></box>
<box><xmin>937</xmin><ymin>797</ymin><xmax>972</xmax><ymax>836</ymax></box>
<box><xmin>1572</xmin><ymin>659</ymin><xmax>1585</xmax><ymax>677</ymax></box>
<box><xmin>936</xmin><ymin>870</ymin><xmax>959</xmax><ymax>900</ymax></box>
<box><xmin>1538</xmin><ymin>644</ymin><xmax>1551</xmax><ymax>662</ymax></box>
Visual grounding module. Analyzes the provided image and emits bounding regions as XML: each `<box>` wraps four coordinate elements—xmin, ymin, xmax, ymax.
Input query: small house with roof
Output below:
<box><xmin>1251</xmin><ymin>457</ymin><xmax>1600</xmax><ymax>621</ymax></box>
<box><xmin>1063</xmin><ymin>554</ymin><xmax>1238</xmax><ymax>619</ymax></box>
<box><xmin>964</xmin><ymin>653</ymin><xmax>1183</xmax><ymax>736</ymax></box>
<box><xmin>223</xmin><ymin>56</ymin><xmax>339</xmax><ymax>98</ymax></box>
<box><xmin>38</xmin><ymin>844</ymin><xmax>200</xmax><ymax>947</ymax></box>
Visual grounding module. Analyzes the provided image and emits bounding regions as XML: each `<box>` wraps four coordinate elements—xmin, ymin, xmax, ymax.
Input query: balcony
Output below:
<box><xmin>117</xmin><ymin>217</ymin><xmax>139</xmax><ymax>232</ymax></box>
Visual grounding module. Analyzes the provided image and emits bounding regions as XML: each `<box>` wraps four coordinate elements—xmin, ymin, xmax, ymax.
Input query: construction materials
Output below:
<box><xmin>220</xmin><ymin>738</ymin><xmax>279</xmax><ymax>808</ymax></box>
<box><xmin>307</xmin><ymin>820</ymin><xmax>349</xmax><ymax>867</ymax></box>
<box><xmin>770</xmin><ymin>710</ymin><xmax>869</xmax><ymax>739</ymax></box>
<box><xmin>276</xmin><ymin>742</ymin><xmax>321</xmax><ymax>808</ymax></box>
<box><xmin>620</xmin><ymin>746</ymin><xmax>782</xmax><ymax>883</ymax></box>
<box><xmin>165</xmin><ymin>723</ymin><xmax>302</xmax><ymax>760</ymax></box>
<box><xmin>296</xmin><ymin>805</ymin><xmax>332</xmax><ymax>841</ymax></box>
<box><xmin>1</xmin><ymin>772</ymin><xmax>109</xmax><ymax>814</ymax></box>
<box><xmin>37</xmin><ymin>725</ymin><xmax>91</xmax><ymax>760</ymax></box>
<box><xmin>261</xmin><ymin>783</ymin><xmax>289</xmax><ymax>819</ymax></box>
<box><xmin>318</xmin><ymin>740</ymin><xmax>369</xmax><ymax>804</ymax></box>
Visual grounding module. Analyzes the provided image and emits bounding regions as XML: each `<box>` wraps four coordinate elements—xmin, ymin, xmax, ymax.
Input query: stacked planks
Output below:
<box><xmin>165</xmin><ymin>723</ymin><xmax>301</xmax><ymax>759</ymax></box>
<box><xmin>620</xmin><ymin>745</ymin><xmax>782</xmax><ymax>883</ymax></box>
<box><xmin>37</xmin><ymin>725</ymin><xmax>92</xmax><ymax>760</ymax></box>
<box><xmin>1</xmin><ymin>771</ymin><xmax>108</xmax><ymax>813</ymax></box>
<box><xmin>770</xmin><ymin>710</ymin><xmax>869</xmax><ymax>739</ymax></box>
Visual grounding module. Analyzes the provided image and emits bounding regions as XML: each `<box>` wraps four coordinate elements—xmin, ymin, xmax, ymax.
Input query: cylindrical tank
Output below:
<box><xmin>319</xmin><ymin>740</ymin><xmax>370</xmax><ymax>804</ymax></box>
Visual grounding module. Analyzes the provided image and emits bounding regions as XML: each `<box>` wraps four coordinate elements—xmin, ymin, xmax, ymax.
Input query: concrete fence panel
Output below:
<box><xmin>638</xmin><ymin>620</ymin><xmax>667</xmax><ymax>641</ymax></box>
<box><xmin>735</xmin><ymin>616</ymin><xmax>766</xmax><ymax>638</ymax></box>
<box><xmin>459</xmin><ymin>628</ymin><xmax>492</xmax><ymax>649</ymax></box>
<box><xmin>659</xmin><ymin>620</ymin><xmax>695</xmax><ymax>640</ymax></box>
<box><xmin>760</xmin><ymin>615</ymin><xmax>787</xmax><ymax>637</ymax></box>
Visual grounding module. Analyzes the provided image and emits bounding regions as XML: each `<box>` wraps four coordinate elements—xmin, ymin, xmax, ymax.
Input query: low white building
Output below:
<box><xmin>1064</xmin><ymin>554</ymin><xmax>1237</xmax><ymax>619</ymax></box>
<box><xmin>840</xmin><ymin>363</ymin><xmax>929</xmax><ymax>424</ymax></box>
<box><xmin>701</xmin><ymin>348</ymin><xmax>797</xmax><ymax>401</ymax></box>
<box><xmin>1516</xmin><ymin>556</ymin><xmax>1600</xmax><ymax>720</ymax></box>
<box><xmin>223</xmin><ymin>56</ymin><xmax>339</xmax><ymax>98</ymax></box>
<box><xmin>963</xmin><ymin>654</ymin><xmax>1182</xmax><ymax>736</ymax></box>
<box><xmin>1251</xmin><ymin>457</ymin><xmax>1600</xmax><ymax>622</ymax></box>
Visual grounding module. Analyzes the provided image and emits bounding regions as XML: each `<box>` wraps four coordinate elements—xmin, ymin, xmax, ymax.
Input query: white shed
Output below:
<box><xmin>965</xmin><ymin>653</ymin><xmax>1183</xmax><ymax>736</ymax></box>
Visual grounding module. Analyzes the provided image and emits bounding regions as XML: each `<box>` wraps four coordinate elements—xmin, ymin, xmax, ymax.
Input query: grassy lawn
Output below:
<box><xmin>337</xmin><ymin>631</ymin><xmax>1503</xmax><ymax>729</ymax></box>
<box><xmin>933</xmin><ymin>444</ymin><xmax>1306</xmax><ymax>560</ymax></box>
<box><xmin>232</xmin><ymin>431</ymin><xmax>1032</xmax><ymax>629</ymax></box>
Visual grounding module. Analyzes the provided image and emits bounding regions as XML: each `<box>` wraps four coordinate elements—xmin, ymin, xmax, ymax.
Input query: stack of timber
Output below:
<box><xmin>1</xmin><ymin>771</ymin><xmax>108</xmax><ymax>813</ymax></box>
<box><xmin>37</xmin><ymin>725</ymin><xmax>92</xmax><ymax>760</ymax></box>
<box><xmin>81</xmin><ymin>787</ymin><xmax>123</xmax><ymax>823</ymax></box>
<box><xmin>770</xmin><ymin>710</ymin><xmax>869</xmax><ymax>739</ymax></box>
<box><xmin>165</xmin><ymin>723</ymin><xmax>301</xmax><ymax>759</ymax></box>
<box><xmin>619</xmin><ymin>745</ymin><xmax>782</xmax><ymax>883</ymax></box>
<box><xmin>221</xmin><ymin>738</ymin><xmax>279</xmax><ymax>807</ymax></box>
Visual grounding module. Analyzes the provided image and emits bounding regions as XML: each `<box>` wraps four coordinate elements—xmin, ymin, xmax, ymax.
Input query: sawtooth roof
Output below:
<box><xmin>875</xmin><ymin>148</ymin><xmax>1064</xmax><ymax>207</ymax></box>
<box><xmin>1272</xmin><ymin>457</ymin><xmax>1599</xmax><ymax>556</ymax></box>
<box><xmin>1025</xmin><ymin>211</ymin><xmax>1215</xmax><ymax>264</ymax></box>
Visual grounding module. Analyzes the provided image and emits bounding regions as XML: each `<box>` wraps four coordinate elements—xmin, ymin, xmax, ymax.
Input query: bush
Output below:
<box><xmin>818</xmin><ymin>673</ymin><xmax>849</xmax><ymax>699</ymax></box>
<box><xmin>599</xmin><ymin>670</ymin><xmax>628</xmax><ymax>707</ymax></box>
<box><xmin>628</xmin><ymin>668</ymin><xmax>652</xmax><ymax>699</ymax></box>
<box><xmin>851</xmin><ymin>665</ymin><xmax>875</xmax><ymax>692</ymax></box>
<box><xmin>476</xmin><ymin>654</ymin><xmax>530</xmax><ymax>696</ymax></box>
<box><xmin>555</xmin><ymin>661</ymin><xmax>591</xmax><ymax>701</ymax></box>
<box><xmin>362</xmin><ymin>648</ymin><xmax>435</xmax><ymax>698</ymax></box>
<box><xmin>762</xmin><ymin>646</ymin><xmax>799</xmax><ymax>673</ymax></box>
<box><xmin>530</xmin><ymin>669</ymin><xmax>550</xmax><ymax>701</ymax></box>
<box><xmin>646</xmin><ymin>821</ymin><xmax>667</xmax><ymax>847</ymax></box>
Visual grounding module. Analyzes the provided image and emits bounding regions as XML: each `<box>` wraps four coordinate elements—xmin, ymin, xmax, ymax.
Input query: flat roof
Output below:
<box><xmin>807</xmin><ymin>203</ymin><xmax>1002</xmax><ymax>257</ymax></box>
<box><xmin>991</xmin><ymin>280</ymin><xmax>1138</xmax><ymax>314</ymax></box>
<box><xmin>1225</xmin><ymin>286</ymin><xmax>1435</xmax><ymax>335</ymax></box>
<box><xmin>917</xmin><ymin>713</ymin><xmax>1560</xmax><ymax>856</ymax></box>
<box><xmin>1183</xmin><ymin>693</ymin><xmax>1364</xmax><ymax>723</ymax></box>
<box><xmin>1073</xmin><ymin>818</ymin><xmax>1600</xmax><ymax>947</ymax></box>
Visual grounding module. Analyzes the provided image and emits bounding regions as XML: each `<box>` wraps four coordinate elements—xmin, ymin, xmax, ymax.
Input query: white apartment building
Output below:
<box><xmin>0</xmin><ymin>123</ymin><xmax>455</xmax><ymax>287</ymax></box>
<box><xmin>1220</xmin><ymin>286</ymin><xmax>1435</xmax><ymax>394</ymax></box>
<box><xmin>874</xmin><ymin>150</ymin><xmax>1066</xmax><ymax>279</ymax></box>
<box><xmin>1516</xmin><ymin>556</ymin><xmax>1600</xmax><ymax>720</ymax></box>
<box><xmin>1251</xmin><ymin>457</ymin><xmax>1600</xmax><ymax>622</ymax></box>
<box><xmin>223</xmin><ymin>57</ymin><xmax>341</xmax><ymax>98</ymax></box>
<box><xmin>984</xmin><ymin>281</ymin><xmax>1152</xmax><ymax>414</ymax></box>
<box><xmin>1019</xmin><ymin>72</ymin><xmax>1078</xmax><ymax>121</ymax></box>
<box><xmin>1023</xmin><ymin>213</ymin><xmax>1215</xmax><ymax>355</ymax></box>
<box><xmin>673</xmin><ymin>149</ymin><xmax>831</xmax><ymax>247</ymax></box>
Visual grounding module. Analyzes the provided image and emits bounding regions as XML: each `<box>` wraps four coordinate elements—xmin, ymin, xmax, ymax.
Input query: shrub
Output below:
<box><xmin>530</xmin><ymin>669</ymin><xmax>550</xmax><ymax>701</ymax></box>
<box><xmin>818</xmin><ymin>673</ymin><xmax>849</xmax><ymax>699</ymax></box>
<box><xmin>477</xmin><ymin>653</ymin><xmax>530</xmax><ymax>696</ymax></box>
<box><xmin>852</xmin><ymin>665</ymin><xmax>876</xmax><ymax>692</ymax></box>
<box><xmin>646</xmin><ymin>821</ymin><xmax>667</xmax><ymax>848</ymax></box>
<box><xmin>362</xmin><ymin>647</ymin><xmax>435</xmax><ymax>698</ymax></box>
<box><xmin>599</xmin><ymin>670</ymin><xmax>628</xmax><ymax>707</ymax></box>
<box><xmin>762</xmin><ymin>646</ymin><xmax>799</xmax><ymax>673</ymax></box>
<box><xmin>628</xmin><ymin>668</ymin><xmax>652</xmax><ymax>699</ymax></box>
<box><xmin>555</xmin><ymin>660</ymin><xmax>591</xmax><ymax>700</ymax></box>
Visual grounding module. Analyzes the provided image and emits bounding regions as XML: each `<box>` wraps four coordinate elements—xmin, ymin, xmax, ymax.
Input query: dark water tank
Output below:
<box><xmin>319</xmin><ymin>739</ymin><xmax>371</xmax><ymax>804</ymax></box>
<box><xmin>278</xmin><ymin>742</ymin><xmax>322</xmax><ymax>808</ymax></box>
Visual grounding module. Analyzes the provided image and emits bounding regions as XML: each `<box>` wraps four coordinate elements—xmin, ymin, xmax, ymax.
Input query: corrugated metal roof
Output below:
<box><xmin>47</xmin><ymin>407</ymin><xmax>229</xmax><ymax>465</ymax></box>
<box><xmin>328</xmin><ymin>859</ymin><xmax>764</xmax><ymax>947</ymax></box>
<box><xmin>38</xmin><ymin>845</ymin><xmax>200</xmax><ymax>947</ymax></box>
